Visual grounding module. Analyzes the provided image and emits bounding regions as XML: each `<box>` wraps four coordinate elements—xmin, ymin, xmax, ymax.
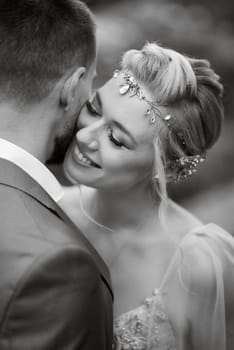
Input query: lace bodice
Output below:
<box><xmin>113</xmin><ymin>289</ymin><xmax>176</xmax><ymax>350</ymax></box>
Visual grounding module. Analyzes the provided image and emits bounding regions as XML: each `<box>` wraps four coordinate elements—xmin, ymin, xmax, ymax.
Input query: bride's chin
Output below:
<box><xmin>63</xmin><ymin>159</ymin><xmax>78</xmax><ymax>185</ymax></box>
<box><xmin>64</xmin><ymin>169</ymin><xmax>78</xmax><ymax>185</ymax></box>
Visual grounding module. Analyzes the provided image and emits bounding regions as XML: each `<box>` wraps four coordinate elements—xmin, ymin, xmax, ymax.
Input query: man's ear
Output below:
<box><xmin>60</xmin><ymin>67</ymin><xmax>86</xmax><ymax>111</ymax></box>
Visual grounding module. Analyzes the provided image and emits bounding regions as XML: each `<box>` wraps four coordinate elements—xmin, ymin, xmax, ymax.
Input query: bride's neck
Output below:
<box><xmin>83</xmin><ymin>182</ymin><xmax>159</xmax><ymax>232</ymax></box>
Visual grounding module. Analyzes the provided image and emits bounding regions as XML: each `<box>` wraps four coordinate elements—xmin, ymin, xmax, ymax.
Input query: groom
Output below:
<box><xmin>0</xmin><ymin>1</ymin><xmax>113</xmax><ymax>349</ymax></box>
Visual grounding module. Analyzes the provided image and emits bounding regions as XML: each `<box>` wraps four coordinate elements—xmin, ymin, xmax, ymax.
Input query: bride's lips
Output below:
<box><xmin>72</xmin><ymin>143</ymin><xmax>101</xmax><ymax>169</ymax></box>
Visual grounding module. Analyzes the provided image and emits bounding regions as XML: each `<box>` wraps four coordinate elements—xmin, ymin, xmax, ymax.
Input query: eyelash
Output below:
<box><xmin>86</xmin><ymin>101</ymin><xmax>101</xmax><ymax>117</ymax></box>
<box><xmin>106</xmin><ymin>126</ymin><xmax>124</xmax><ymax>148</ymax></box>
<box><xmin>86</xmin><ymin>101</ymin><xmax>125</xmax><ymax>148</ymax></box>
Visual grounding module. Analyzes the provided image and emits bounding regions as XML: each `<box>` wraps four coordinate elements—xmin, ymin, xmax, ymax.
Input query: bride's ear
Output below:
<box><xmin>60</xmin><ymin>66</ymin><xmax>86</xmax><ymax>111</ymax></box>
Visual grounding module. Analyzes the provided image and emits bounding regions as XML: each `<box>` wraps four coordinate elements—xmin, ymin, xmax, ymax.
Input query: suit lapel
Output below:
<box><xmin>53</xmin><ymin>201</ymin><xmax>113</xmax><ymax>299</ymax></box>
<box><xmin>0</xmin><ymin>158</ymin><xmax>113</xmax><ymax>299</ymax></box>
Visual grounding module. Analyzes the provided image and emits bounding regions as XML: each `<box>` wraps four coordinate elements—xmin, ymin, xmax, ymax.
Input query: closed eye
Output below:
<box><xmin>106</xmin><ymin>126</ymin><xmax>124</xmax><ymax>148</ymax></box>
<box><xmin>86</xmin><ymin>100</ymin><xmax>101</xmax><ymax>117</ymax></box>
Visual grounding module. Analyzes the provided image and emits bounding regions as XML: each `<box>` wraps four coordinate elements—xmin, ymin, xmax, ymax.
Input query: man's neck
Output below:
<box><xmin>0</xmin><ymin>102</ymin><xmax>54</xmax><ymax>163</ymax></box>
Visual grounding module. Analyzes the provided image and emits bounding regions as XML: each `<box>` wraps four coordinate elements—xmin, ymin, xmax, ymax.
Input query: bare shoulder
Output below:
<box><xmin>180</xmin><ymin>233</ymin><xmax>217</xmax><ymax>294</ymax></box>
<box><xmin>181</xmin><ymin>227</ymin><xmax>234</xmax><ymax>297</ymax></box>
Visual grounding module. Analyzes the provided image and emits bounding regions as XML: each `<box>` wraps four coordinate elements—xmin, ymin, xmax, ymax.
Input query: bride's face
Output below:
<box><xmin>63</xmin><ymin>75</ymin><xmax>157</xmax><ymax>191</ymax></box>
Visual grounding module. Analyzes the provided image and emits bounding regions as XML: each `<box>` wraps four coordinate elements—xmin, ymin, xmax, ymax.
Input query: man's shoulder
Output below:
<box><xmin>0</xmin><ymin>183</ymin><xmax>94</xmax><ymax>283</ymax></box>
<box><xmin>0</xmin><ymin>184</ymin><xmax>100</xmax><ymax>322</ymax></box>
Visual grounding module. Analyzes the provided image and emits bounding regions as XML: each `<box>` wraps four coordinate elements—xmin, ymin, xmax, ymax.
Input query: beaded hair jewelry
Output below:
<box><xmin>173</xmin><ymin>155</ymin><xmax>206</xmax><ymax>181</ymax></box>
<box><xmin>113</xmin><ymin>69</ymin><xmax>206</xmax><ymax>181</ymax></box>
<box><xmin>113</xmin><ymin>69</ymin><xmax>171</xmax><ymax>125</ymax></box>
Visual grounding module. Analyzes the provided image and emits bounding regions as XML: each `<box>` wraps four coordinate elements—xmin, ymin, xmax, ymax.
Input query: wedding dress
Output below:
<box><xmin>113</xmin><ymin>222</ymin><xmax>234</xmax><ymax>350</ymax></box>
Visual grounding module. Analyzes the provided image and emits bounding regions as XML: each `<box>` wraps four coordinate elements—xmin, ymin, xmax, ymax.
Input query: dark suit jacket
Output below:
<box><xmin>0</xmin><ymin>159</ymin><xmax>113</xmax><ymax>350</ymax></box>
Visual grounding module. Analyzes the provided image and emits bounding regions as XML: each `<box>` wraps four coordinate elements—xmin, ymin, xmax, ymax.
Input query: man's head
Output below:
<box><xmin>0</xmin><ymin>0</ymin><xmax>96</xmax><ymax>162</ymax></box>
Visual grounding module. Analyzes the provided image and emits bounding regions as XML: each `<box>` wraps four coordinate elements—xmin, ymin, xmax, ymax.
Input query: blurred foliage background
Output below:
<box><xmin>54</xmin><ymin>0</ymin><xmax>234</xmax><ymax>231</ymax></box>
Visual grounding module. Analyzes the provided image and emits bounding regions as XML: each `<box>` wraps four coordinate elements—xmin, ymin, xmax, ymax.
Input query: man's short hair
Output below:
<box><xmin>0</xmin><ymin>0</ymin><xmax>96</xmax><ymax>106</ymax></box>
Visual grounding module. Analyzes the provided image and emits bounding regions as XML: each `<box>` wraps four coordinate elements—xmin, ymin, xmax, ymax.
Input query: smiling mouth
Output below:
<box><xmin>73</xmin><ymin>144</ymin><xmax>101</xmax><ymax>169</ymax></box>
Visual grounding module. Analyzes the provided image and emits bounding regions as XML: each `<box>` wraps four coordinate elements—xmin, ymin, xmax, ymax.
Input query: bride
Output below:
<box><xmin>60</xmin><ymin>42</ymin><xmax>234</xmax><ymax>350</ymax></box>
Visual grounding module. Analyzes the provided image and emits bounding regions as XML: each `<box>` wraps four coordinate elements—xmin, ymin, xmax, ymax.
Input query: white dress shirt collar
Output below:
<box><xmin>0</xmin><ymin>138</ymin><xmax>63</xmax><ymax>202</ymax></box>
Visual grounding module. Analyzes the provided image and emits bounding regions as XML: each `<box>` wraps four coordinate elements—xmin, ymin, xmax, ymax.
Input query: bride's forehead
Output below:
<box><xmin>100</xmin><ymin>79</ymin><xmax>157</xmax><ymax>139</ymax></box>
<box><xmin>101</xmin><ymin>78</ymin><xmax>148</xmax><ymax>116</ymax></box>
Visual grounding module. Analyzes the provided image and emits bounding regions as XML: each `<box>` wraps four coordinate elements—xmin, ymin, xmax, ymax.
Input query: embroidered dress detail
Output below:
<box><xmin>113</xmin><ymin>289</ymin><xmax>176</xmax><ymax>350</ymax></box>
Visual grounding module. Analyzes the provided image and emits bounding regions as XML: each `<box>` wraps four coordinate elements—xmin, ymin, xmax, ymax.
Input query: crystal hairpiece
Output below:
<box><xmin>172</xmin><ymin>154</ymin><xmax>206</xmax><ymax>181</ymax></box>
<box><xmin>113</xmin><ymin>69</ymin><xmax>206</xmax><ymax>181</ymax></box>
<box><xmin>113</xmin><ymin>69</ymin><xmax>172</xmax><ymax>126</ymax></box>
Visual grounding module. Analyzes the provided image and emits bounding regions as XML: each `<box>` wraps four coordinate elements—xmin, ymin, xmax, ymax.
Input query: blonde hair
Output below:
<box><xmin>121</xmin><ymin>42</ymin><xmax>224</xmax><ymax>224</ymax></box>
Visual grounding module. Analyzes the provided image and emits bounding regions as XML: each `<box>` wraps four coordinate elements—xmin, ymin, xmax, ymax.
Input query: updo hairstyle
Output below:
<box><xmin>121</xmin><ymin>42</ymin><xmax>224</xmax><ymax>218</ymax></box>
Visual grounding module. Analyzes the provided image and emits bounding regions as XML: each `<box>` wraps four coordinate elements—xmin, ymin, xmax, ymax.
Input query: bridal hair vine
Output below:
<box><xmin>168</xmin><ymin>154</ymin><xmax>206</xmax><ymax>182</ymax></box>
<box><xmin>113</xmin><ymin>69</ymin><xmax>172</xmax><ymax>125</ymax></box>
<box><xmin>113</xmin><ymin>69</ymin><xmax>206</xmax><ymax>181</ymax></box>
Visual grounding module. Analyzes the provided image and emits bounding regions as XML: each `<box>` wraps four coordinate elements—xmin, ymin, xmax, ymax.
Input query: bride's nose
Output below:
<box><xmin>75</xmin><ymin>119</ymin><xmax>103</xmax><ymax>151</ymax></box>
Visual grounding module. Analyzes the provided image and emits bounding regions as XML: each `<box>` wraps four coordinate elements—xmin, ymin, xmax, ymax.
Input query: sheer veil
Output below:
<box><xmin>147</xmin><ymin>200</ymin><xmax>234</xmax><ymax>350</ymax></box>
